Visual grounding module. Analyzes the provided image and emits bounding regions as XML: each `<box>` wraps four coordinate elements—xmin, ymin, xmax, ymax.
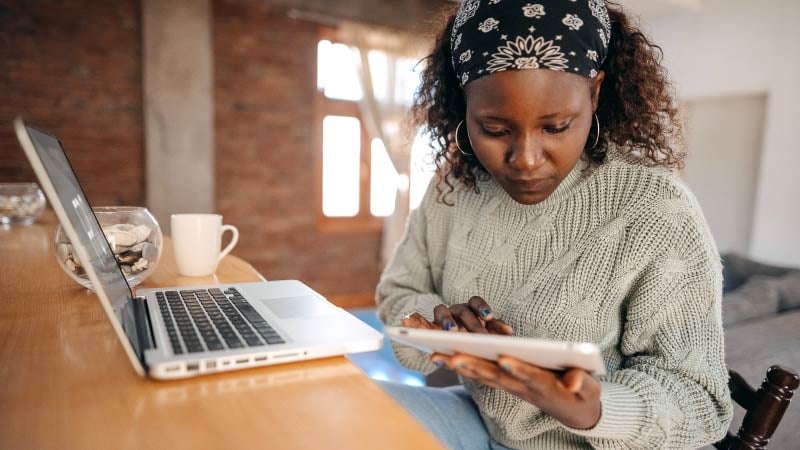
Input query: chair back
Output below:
<box><xmin>714</xmin><ymin>365</ymin><xmax>799</xmax><ymax>450</ymax></box>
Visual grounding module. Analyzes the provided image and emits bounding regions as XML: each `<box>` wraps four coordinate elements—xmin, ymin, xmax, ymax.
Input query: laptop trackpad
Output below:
<box><xmin>259</xmin><ymin>296</ymin><xmax>336</xmax><ymax>318</ymax></box>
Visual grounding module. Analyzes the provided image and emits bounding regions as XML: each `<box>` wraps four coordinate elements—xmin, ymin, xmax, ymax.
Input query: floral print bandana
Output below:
<box><xmin>451</xmin><ymin>0</ymin><xmax>611</xmax><ymax>87</ymax></box>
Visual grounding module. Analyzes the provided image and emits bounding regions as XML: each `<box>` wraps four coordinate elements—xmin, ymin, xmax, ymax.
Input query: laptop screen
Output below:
<box><xmin>24</xmin><ymin>126</ymin><xmax>144</xmax><ymax>360</ymax></box>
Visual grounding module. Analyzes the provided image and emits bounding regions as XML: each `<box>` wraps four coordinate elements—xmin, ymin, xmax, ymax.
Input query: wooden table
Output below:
<box><xmin>0</xmin><ymin>212</ymin><xmax>443</xmax><ymax>450</ymax></box>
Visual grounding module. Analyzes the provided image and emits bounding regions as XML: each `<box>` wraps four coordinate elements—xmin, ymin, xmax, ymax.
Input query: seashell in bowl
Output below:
<box><xmin>54</xmin><ymin>206</ymin><xmax>163</xmax><ymax>290</ymax></box>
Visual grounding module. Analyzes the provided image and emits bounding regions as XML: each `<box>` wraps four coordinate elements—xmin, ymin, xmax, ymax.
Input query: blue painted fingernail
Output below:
<box><xmin>502</xmin><ymin>364</ymin><xmax>513</xmax><ymax>373</ymax></box>
<box><xmin>433</xmin><ymin>360</ymin><xmax>445</xmax><ymax>368</ymax></box>
<box><xmin>481</xmin><ymin>308</ymin><xmax>491</xmax><ymax>317</ymax></box>
<box><xmin>456</xmin><ymin>362</ymin><xmax>468</xmax><ymax>369</ymax></box>
<box><xmin>444</xmin><ymin>321</ymin><xmax>455</xmax><ymax>331</ymax></box>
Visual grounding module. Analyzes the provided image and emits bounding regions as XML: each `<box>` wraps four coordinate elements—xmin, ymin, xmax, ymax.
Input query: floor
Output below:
<box><xmin>346</xmin><ymin>308</ymin><xmax>426</xmax><ymax>386</ymax></box>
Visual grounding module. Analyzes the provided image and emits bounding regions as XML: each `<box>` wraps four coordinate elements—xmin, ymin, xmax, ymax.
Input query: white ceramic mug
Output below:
<box><xmin>171</xmin><ymin>214</ymin><xmax>239</xmax><ymax>277</ymax></box>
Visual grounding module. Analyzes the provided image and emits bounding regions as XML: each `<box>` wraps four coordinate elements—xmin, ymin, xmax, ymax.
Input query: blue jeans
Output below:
<box><xmin>377</xmin><ymin>381</ymin><xmax>515</xmax><ymax>450</ymax></box>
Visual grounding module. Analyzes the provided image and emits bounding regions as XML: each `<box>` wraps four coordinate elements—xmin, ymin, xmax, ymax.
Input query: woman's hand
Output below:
<box><xmin>401</xmin><ymin>296</ymin><xmax>513</xmax><ymax>335</ymax></box>
<box><xmin>431</xmin><ymin>353</ymin><xmax>602</xmax><ymax>430</ymax></box>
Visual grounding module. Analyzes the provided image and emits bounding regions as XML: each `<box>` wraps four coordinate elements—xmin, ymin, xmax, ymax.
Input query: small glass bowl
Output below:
<box><xmin>55</xmin><ymin>206</ymin><xmax>163</xmax><ymax>289</ymax></box>
<box><xmin>0</xmin><ymin>182</ymin><xmax>46</xmax><ymax>226</ymax></box>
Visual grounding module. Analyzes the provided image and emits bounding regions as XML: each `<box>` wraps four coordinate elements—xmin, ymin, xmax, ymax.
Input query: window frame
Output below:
<box><xmin>313</xmin><ymin>27</ymin><xmax>383</xmax><ymax>234</ymax></box>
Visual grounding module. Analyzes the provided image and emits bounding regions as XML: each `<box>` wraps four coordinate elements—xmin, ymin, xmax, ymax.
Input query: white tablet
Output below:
<box><xmin>384</xmin><ymin>326</ymin><xmax>606</xmax><ymax>375</ymax></box>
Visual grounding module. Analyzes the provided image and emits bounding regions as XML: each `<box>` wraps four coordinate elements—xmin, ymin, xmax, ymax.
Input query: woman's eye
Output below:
<box><xmin>543</xmin><ymin>124</ymin><xmax>571</xmax><ymax>134</ymax></box>
<box><xmin>481</xmin><ymin>126</ymin><xmax>508</xmax><ymax>137</ymax></box>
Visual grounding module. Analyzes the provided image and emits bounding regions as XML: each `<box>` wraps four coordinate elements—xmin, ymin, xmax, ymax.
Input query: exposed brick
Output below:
<box><xmin>214</xmin><ymin>0</ymin><xmax>383</xmax><ymax>299</ymax></box>
<box><xmin>0</xmin><ymin>0</ymin><xmax>144</xmax><ymax>206</ymax></box>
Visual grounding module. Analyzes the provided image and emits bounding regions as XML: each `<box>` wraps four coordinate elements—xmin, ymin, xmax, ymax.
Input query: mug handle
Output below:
<box><xmin>218</xmin><ymin>224</ymin><xmax>239</xmax><ymax>263</ymax></box>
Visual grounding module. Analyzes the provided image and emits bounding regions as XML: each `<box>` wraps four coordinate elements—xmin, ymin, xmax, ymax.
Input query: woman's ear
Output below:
<box><xmin>590</xmin><ymin>71</ymin><xmax>605</xmax><ymax>111</ymax></box>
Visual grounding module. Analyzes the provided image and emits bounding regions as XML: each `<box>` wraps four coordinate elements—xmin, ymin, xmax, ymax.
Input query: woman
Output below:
<box><xmin>375</xmin><ymin>1</ymin><xmax>732</xmax><ymax>449</ymax></box>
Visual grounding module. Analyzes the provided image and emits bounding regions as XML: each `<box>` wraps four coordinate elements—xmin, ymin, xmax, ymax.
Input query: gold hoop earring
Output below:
<box><xmin>588</xmin><ymin>113</ymin><xmax>600</xmax><ymax>150</ymax></box>
<box><xmin>455</xmin><ymin>120</ymin><xmax>473</xmax><ymax>155</ymax></box>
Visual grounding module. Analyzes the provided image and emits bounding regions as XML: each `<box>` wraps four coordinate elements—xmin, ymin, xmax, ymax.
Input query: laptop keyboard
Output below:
<box><xmin>155</xmin><ymin>287</ymin><xmax>285</xmax><ymax>354</ymax></box>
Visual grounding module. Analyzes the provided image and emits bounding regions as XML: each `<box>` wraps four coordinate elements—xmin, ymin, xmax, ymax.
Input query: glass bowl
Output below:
<box><xmin>54</xmin><ymin>206</ymin><xmax>163</xmax><ymax>290</ymax></box>
<box><xmin>0</xmin><ymin>182</ymin><xmax>46</xmax><ymax>226</ymax></box>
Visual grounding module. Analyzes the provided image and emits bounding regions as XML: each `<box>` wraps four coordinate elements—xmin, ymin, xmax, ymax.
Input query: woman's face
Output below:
<box><xmin>464</xmin><ymin>69</ymin><xmax>604</xmax><ymax>205</ymax></box>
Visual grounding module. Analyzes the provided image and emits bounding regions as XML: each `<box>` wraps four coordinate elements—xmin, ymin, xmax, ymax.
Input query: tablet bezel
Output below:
<box><xmin>384</xmin><ymin>326</ymin><xmax>606</xmax><ymax>375</ymax></box>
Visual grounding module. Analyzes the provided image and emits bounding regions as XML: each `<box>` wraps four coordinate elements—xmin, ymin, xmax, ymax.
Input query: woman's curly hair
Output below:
<box><xmin>411</xmin><ymin>1</ymin><xmax>685</xmax><ymax>200</ymax></box>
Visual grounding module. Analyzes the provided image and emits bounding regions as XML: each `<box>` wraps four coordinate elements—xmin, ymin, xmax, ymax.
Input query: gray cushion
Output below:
<box><xmin>721</xmin><ymin>253</ymin><xmax>796</xmax><ymax>293</ymax></box>
<box><xmin>722</xmin><ymin>275</ymin><xmax>780</xmax><ymax>326</ymax></box>
<box><xmin>773</xmin><ymin>272</ymin><xmax>800</xmax><ymax>312</ymax></box>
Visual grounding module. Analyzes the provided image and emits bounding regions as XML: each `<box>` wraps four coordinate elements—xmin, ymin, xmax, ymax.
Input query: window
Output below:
<box><xmin>314</xmin><ymin>31</ymin><xmax>435</xmax><ymax>232</ymax></box>
<box><xmin>322</xmin><ymin>115</ymin><xmax>361</xmax><ymax>217</ymax></box>
<box><xmin>409</xmin><ymin>130</ymin><xmax>436</xmax><ymax>210</ymax></box>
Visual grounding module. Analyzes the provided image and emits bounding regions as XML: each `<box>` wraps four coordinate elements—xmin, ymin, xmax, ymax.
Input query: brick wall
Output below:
<box><xmin>214</xmin><ymin>0</ymin><xmax>384</xmax><ymax>300</ymax></box>
<box><xmin>0</xmin><ymin>0</ymin><xmax>144</xmax><ymax>206</ymax></box>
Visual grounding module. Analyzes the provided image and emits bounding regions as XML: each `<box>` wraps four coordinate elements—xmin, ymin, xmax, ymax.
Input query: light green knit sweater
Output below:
<box><xmin>376</xmin><ymin>152</ymin><xmax>733</xmax><ymax>449</ymax></box>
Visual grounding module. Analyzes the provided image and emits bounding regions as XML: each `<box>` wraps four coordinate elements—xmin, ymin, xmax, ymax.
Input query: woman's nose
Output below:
<box><xmin>507</xmin><ymin>133</ymin><xmax>545</xmax><ymax>172</ymax></box>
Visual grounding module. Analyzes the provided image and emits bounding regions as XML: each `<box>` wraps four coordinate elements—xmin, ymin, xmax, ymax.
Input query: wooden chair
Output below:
<box><xmin>714</xmin><ymin>365</ymin><xmax>800</xmax><ymax>450</ymax></box>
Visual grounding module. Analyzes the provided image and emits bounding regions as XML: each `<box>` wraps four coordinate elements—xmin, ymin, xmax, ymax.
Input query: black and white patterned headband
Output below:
<box><xmin>451</xmin><ymin>0</ymin><xmax>611</xmax><ymax>87</ymax></box>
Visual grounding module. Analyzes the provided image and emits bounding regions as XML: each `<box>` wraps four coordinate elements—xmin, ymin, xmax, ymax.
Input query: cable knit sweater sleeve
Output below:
<box><xmin>375</xmin><ymin>184</ymin><xmax>444</xmax><ymax>375</ymax></box>
<box><xmin>562</xmin><ymin>188</ymin><xmax>733</xmax><ymax>449</ymax></box>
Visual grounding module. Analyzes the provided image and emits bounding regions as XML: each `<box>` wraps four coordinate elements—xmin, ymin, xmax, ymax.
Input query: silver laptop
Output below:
<box><xmin>15</xmin><ymin>118</ymin><xmax>383</xmax><ymax>379</ymax></box>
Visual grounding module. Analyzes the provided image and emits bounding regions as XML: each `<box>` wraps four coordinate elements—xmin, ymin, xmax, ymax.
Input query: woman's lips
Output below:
<box><xmin>509</xmin><ymin>178</ymin><xmax>550</xmax><ymax>191</ymax></box>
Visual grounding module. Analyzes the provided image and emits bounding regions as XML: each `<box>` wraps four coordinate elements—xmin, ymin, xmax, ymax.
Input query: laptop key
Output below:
<box><xmin>186</xmin><ymin>344</ymin><xmax>202</xmax><ymax>353</ymax></box>
<box><xmin>244</xmin><ymin>337</ymin><xmax>263</xmax><ymax>346</ymax></box>
<box><xmin>183</xmin><ymin>328</ymin><xmax>199</xmax><ymax>337</ymax></box>
<box><xmin>207</xmin><ymin>341</ymin><xmax>225</xmax><ymax>351</ymax></box>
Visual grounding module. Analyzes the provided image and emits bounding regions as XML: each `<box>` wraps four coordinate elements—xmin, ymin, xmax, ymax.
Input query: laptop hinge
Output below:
<box><xmin>132</xmin><ymin>296</ymin><xmax>156</xmax><ymax>366</ymax></box>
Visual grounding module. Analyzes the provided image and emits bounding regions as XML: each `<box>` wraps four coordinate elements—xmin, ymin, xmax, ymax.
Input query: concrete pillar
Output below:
<box><xmin>142</xmin><ymin>0</ymin><xmax>214</xmax><ymax>233</ymax></box>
